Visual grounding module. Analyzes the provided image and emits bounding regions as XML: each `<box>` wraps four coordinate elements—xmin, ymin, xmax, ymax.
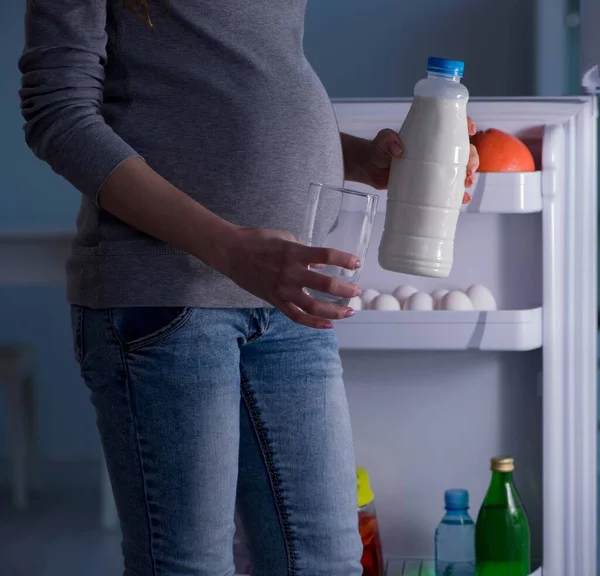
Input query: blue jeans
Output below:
<box><xmin>71</xmin><ymin>306</ymin><xmax>363</xmax><ymax>576</ymax></box>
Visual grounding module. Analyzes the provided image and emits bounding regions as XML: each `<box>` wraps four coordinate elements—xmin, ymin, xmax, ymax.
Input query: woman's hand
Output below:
<box><xmin>98</xmin><ymin>159</ymin><xmax>360</xmax><ymax>330</ymax></box>
<box><xmin>218</xmin><ymin>227</ymin><xmax>362</xmax><ymax>329</ymax></box>
<box><xmin>465</xmin><ymin>117</ymin><xmax>479</xmax><ymax>189</ymax></box>
<box><xmin>341</xmin><ymin>117</ymin><xmax>480</xmax><ymax>200</ymax></box>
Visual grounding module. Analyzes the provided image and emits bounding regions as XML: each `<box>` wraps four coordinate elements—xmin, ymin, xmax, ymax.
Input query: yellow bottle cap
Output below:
<box><xmin>357</xmin><ymin>466</ymin><xmax>375</xmax><ymax>508</ymax></box>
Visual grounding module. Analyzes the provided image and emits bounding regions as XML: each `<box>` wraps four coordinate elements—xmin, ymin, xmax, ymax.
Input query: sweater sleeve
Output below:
<box><xmin>19</xmin><ymin>0</ymin><xmax>141</xmax><ymax>205</ymax></box>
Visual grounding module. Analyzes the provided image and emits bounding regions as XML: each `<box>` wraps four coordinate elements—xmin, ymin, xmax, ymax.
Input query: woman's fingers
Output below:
<box><xmin>464</xmin><ymin>143</ymin><xmax>479</xmax><ymax>188</ymax></box>
<box><xmin>467</xmin><ymin>116</ymin><xmax>476</xmax><ymax>136</ymax></box>
<box><xmin>375</xmin><ymin>128</ymin><xmax>403</xmax><ymax>157</ymax></box>
<box><xmin>468</xmin><ymin>143</ymin><xmax>479</xmax><ymax>173</ymax></box>
<box><xmin>294</xmin><ymin>291</ymin><xmax>354</xmax><ymax>320</ymax></box>
<box><xmin>277</xmin><ymin>300</ymin><xmax>334</xmax><ymax>330</ymax></box>
<box><xmin>295</xmin><ymin>267</ymin><xmax>360</xmax><ymax>299</ymax></box>
<box><xmin>297</xmin><ymin>244</ymin><xmax>362</xmax><ymax>271</ymax></box>
<box><xmin>277</xmin><ymin>289</ymin><xmax>355</xmax><ymax>329</ymax></box>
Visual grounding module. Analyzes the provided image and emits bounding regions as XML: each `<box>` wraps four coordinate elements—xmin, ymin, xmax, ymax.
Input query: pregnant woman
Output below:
<box><xmin>20</xmin><ymin>2</ymin><xmax>477</xmax><ymax>574</ymax></box>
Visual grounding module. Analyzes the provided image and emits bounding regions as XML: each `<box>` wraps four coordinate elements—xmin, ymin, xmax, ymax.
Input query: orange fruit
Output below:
<box><xmin>470</xmin><ymin>128</ymin><xmax>535</xmax><ymax>172</ymax></box>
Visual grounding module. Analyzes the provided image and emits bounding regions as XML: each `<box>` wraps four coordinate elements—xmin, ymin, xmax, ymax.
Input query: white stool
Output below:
<box><xmin>0</xmin><ymin>345</ymin><xmax>40</xmax><ymax>510</ymax></box>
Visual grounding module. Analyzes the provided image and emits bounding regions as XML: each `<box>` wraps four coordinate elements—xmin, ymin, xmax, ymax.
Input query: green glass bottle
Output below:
<box><xmin>475</xmin><ymin>457</ymin><xmax>530</xmax><ymax>576</ymax></box>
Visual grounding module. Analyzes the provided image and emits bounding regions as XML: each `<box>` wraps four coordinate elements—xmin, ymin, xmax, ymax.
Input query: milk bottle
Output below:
<box><xmin>379</xmin><ymin>57</ymin><xmax>470</xmax><ymax>277</ymax></box>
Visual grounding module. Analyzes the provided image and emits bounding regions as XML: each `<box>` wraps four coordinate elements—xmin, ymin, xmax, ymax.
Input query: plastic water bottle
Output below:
<box><xmin>379</xmin><ymin>57</ymin><xmax>470</xmax><ymax>278</ymax></box>
<box><xmin>435</xmin><ymin>489</ymin><xmax>476</xmax><ymax>576</ymax></box>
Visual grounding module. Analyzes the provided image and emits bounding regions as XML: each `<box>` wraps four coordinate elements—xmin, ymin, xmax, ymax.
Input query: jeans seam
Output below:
<box><xmin>263</xmin><ymin>309</ymin><xmax>272</xmax><ymax>336</ymax></box>
<box><xmin>108</xmin><ymin>313</ymin><xmax>158</xmax><ymax>576</ymax></box>
<box><xmin>240</xmin><ymin>376</ymin><xmax>296</xmax><ymax>576</ymax></box>
<box><xmin>246</xmin><ymin>309</ymin><xmax>255</xmax><ymax>341</ymax></box>
<box><xmin>247</xmin><ymin>309</ymin><xmax>271</xmax><ymax>343</ymax></box>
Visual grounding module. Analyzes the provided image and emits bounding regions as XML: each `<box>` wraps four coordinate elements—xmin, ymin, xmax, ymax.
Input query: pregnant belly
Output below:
<box><xmin>122</xmin><ymin>73</ymin><xmax>344</xmax><ymax>237</ymax></box>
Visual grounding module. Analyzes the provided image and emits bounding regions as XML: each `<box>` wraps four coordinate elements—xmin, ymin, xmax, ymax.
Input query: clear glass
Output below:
<box><xmin>435</xmin><ymin>507</ymin><xmax>476</xmax><ymax>576</ymax></box>
<box><xmin>299</xmin><ymin>182</ymin><xmax>378</xmax><ymax>306</ymax></box>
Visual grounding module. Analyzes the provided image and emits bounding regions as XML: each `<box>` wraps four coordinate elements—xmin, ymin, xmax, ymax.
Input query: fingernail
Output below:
<box><xmin>355</xmin><ymin>260</ymin><xmax>363</xmax><ymax>269</ymax></box>
<box><xmin>345</xmin><ymin>309</ymin><xmax>356</xmax><ymax>318</ymax></box>
<box><xmin>391</xmin><ymin>143</ymin><xmax>402</xmax><ymax>155</ymax></box>
<box><xmin>355</xmin><ymin>287</ymin><xmax>363</xmax><ymax>296</ymax></box>
<box><xmin>323</xmin><ymin>323</ymin><xmax>334</xmax><ymax>329</ymax></box>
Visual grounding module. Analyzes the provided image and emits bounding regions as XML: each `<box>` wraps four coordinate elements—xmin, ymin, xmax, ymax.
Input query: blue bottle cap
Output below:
<box><xmin>427</xmin><ymin>57</ymin><xmax>465</xmax><ymax>78</ymax></box>
<box><xmin>444</xmin><ymin>489</ymin><xmax>469</xmax><ymax>510</ymax></box>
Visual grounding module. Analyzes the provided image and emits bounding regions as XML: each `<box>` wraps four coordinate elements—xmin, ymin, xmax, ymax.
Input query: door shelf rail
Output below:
<box><xmin>335</xmin><ymin>308</ymin><xmax>542</xmax><ymax>351</ymax></box>
<box><xmin>346</xmin><ymin>171</ymin><xmax>542</xmax><ymax>215</ymax></box>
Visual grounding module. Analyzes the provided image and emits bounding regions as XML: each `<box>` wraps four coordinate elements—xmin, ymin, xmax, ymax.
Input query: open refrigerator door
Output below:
<box><xmin>326</xmin><ymin>97</ymin><xmax>596</xmax><ymax>576</ymax></box>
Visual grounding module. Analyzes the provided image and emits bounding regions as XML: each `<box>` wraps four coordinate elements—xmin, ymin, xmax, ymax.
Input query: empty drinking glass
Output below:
<box><xmin>299</xmin><ymin>182</ymin><xmax>378</xmax><ymax>306</ymax></box>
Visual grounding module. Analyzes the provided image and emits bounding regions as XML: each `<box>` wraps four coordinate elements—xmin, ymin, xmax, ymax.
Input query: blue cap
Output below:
<box><xmin>427</xmin><ymin>57</ymin><xmax>465</xmax><ymax>78</ymax></box>
<box><xmin>444</xmin><ymin>489</ymin><xmax>469</xmax><ymax>510</ymax></box>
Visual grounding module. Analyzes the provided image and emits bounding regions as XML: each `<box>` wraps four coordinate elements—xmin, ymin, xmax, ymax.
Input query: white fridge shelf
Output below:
<box><xmin>386</xmin><ymin>559</ymin><xmax>542</xmax><ymax>575</ymax></box>
<box><xmin>335</xmin><ymin>308</ymin><xmax>542</xmax><ymax>351</ymax></box>
<box><xmin>372</xmin><ymin>171</ymin><xmax>542</xmax><ymax>214</ymax></box>
<box><xmin>463</xmin><ymin>171</ymin><xmax>542</xmax><ymax>213</ymax></box>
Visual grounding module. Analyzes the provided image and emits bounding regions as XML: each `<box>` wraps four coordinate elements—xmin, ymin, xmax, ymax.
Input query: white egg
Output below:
<box><xmin>371</xmin><ymin>294</ymin><xmax>401</xmax><ymax>311</ymax></box>
<box><xmin>348</xmin><ymin>296</ymin><xmax>363</xmax><ymax>311</ymax></box>
<box><xmin>393</xmin><ymin>285</ymin><xmax>418</xmax><ymax>307</ymax></box>
<box><xmin>466</xmin><ymin>284</ymin><xmax>497</xmax><ymax>311</ymax></box>
<box><xmin>431</xmin><ymin>289</ymin><xmax>449</xmax><ymax>310</ymax></box>
<box><xmin>403</xmin><ymin>291</ymin><xmax>434</xmax><ymax>311</ymax></box>
<box><xmin>361</xmin><ymin>288</ymin><xmax>380</xmax><ymax>310</ymax></box>
<box><xmin>441</xmin><ymin>290</ymin><xmax>474</xmax><ymax>311</ymax></box>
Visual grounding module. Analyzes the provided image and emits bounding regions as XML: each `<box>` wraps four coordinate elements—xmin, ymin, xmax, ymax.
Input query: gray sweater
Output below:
<box><xmin>19</xmin><ymin>1</ymin><xmax>343</xmax><ymax>308</ymax></box>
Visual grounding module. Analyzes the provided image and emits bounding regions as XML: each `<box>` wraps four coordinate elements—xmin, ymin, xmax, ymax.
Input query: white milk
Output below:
<box><xmin>379</xmin><ymin>57</ymin><xmax>470</xmax><ymax>278</ymax></box>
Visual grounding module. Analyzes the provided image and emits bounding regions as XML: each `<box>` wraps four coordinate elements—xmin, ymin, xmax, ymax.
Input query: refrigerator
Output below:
<box><xmin>329</xmin><ymin>95</ymin><xmax>597</xmax><ymax>576</ymax></box>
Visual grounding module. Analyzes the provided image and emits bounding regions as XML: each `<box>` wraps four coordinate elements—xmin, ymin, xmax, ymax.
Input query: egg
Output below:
<box><xmin>393</xmin><ymin>285</ymin><xmax>418</xmax><ymax>307</ymax></box>
<box><xmin>348</xmin><ymin>296</ymin><xmax>363</xmax><ymax>311</ymax></box>
<box><xmin>361</xmin><ymin>288</ymin><xmax>380</xmax><ymax>310</ymax></box>
<box><xmin>441</xmin><ymin>290</ymin><xmax>474</xmax><ymax>311</ymax></box>
<box><xmin>371</xmin><ymin>294</ymin><xmax>401</xmax><ymax>311</ymax></box>
<box><xmin>403</xmin><ymin>291</ymin><xmax>434</xmax><ymax>311</ymax></box>
<box><xmin>466</xmin><ymin>284</ymin><xmax>497</xmax><ymax>311</ymax></box>
<box><xmin>431</xmin><ymin>289</ymin><xmax>449</xmax><ymax>310</ymax></box>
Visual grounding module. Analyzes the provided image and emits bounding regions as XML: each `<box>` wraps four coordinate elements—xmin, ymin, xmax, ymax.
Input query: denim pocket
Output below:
<box><xmin>70</xmin><ymin>305</ymin><xmax>85</xmax><ymax>365</ymax></box>
<box><xmin>109</xmin><ymin>307</ymin><xmax>195</xmax><ymax>352</ymax></box>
